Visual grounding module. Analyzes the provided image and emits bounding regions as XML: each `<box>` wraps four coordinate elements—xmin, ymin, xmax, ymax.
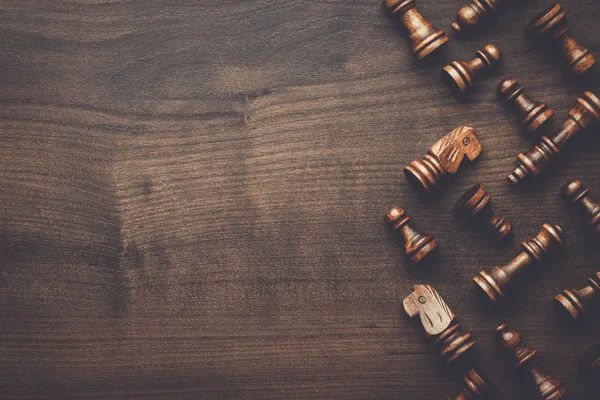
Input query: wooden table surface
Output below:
<box><xmin>1</xmin><ymin>0</ymin><xmax>599</xmax><ymax>399</ymax></box>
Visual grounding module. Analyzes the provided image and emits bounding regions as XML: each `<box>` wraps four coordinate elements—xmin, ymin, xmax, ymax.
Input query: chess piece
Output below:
<box><xmin>449</xmin><ymin>369</ymin><xmax>495</xmax><ymax>400</ymax></box>
<box><xmin>385</xmin><ymin>207</ymin><xmax>438</xmax><ymax>264</ymax></box>
<box><xmin>404</xmin><ymin>126</ymin><xmax>482</xmax><ymax>196</ymax></box>
<box><xmin>474</xmin><ymin>224</ymin><xmax>564</xmax><ymax>304</ymax></box>
<box><xmin>452</xmin><ymin>0</ymin><xmax>504</xmax><ymax>34</ymax></box>
<box><xmin>497</xmin><ymin>78</ymin><xmax>555</xmax><ymax>133</ymax></box>
<box><xmin>404</xmin><ymin>284</ymin><xmax>476</xmax><ymax>364</ymax></box>
<box><xmin>456</xmin><ymin>184</ymin><xmax>512</xmax><ymax>241</ymax></box>
<box><xmin>529</xmin><ymin>2</ymin><xmax>596</xmax><ymax>75</ymax></box>
<box><xmin>580</xmin><ymin>344</ymin><xmax>600</xmax><ymax>389</ymax></box>
<box><xmin>442</xmin><ymin>44</ymin><xmax>501</xmax><ymax>98</ymax></box>
<box><xmin>383</xmin><ymin>0</ymin><xmax>449</xmax><ymax>60</ymax></box>
<box><xmin>496</xmin><ymin>323</ymin><xmax>567</xmax><ymax>400</ymax></box>
<box><xmin>508</xmin><ymin>91</ymin><xmax>600</xmax><ymax>184</ymax></box>
<box><xmin>561</xmin><ymin>180</ymin><xmax>600</xmax><ymax>235</ymax></box>
<box><xmin>555</xmin><ymin>272</ymin><xmax>600</xmax><ymax>321</ymax></box>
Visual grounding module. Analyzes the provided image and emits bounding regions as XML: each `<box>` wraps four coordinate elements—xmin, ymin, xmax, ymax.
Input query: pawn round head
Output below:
<box><xmin>561</xmin><ymin>180</ymin><xmax>588</xmax><ymax>204</ymax></box>
<box><xmin>452</xmin><ymin>5</ymin><xmax>482</xmax><ymax>33</ymax></box>
<box><xmin>478</xmin><ymin>44</ymin><xmax>502</xmax><ymax>69</ymax></box>
<box><xmin>497</xmin><ymin>78</ymin><xmax>521</xmax><ymax>100</ymax></box>
<box><xmin>385</xmin><ymin>206</ymin><xmax>409</xmax><ymax>232</ymax></box>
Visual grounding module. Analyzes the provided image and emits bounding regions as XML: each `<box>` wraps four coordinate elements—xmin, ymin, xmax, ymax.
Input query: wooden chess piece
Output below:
<box><xmin>383</xmin><ymin>0</ymin><xmax>449</xmax><ymax>60</ymax></box>
<box><xmin>404</xmin><ymin>284</ymin><xmax>476</xmax><ymax>364</ymax></box>
<box><xmin>529</xmin><ymin>2</ymin><xmax>596</xmax><ymax>75</ymax></box>
<box><xmin>456</xmin><ymin>184</ymin><xmax>512</xmax><ymax>241</ymax></box>
<box><xmin>474</xmin><ymin>224</ymin><xmax>564</xmax><ymax>304</ymax></box>
<box><xmin>385</xmin><ymin>207</ymin><xmax>438</xmax><ymax>264</ymax></box>
<box><xmin>449</xmin><ymin>369</ymin><xmax>495</xmax><ymax>400</ymax></box>
<box><xmin>555</xmin><ymin>272</ymin><xmax>600</xmax><ymax>321</ymax></box>
<box><xmin>452</xmin><ymin>0</ymin><xmax>504</xmax><ymax>34</ymax></box>
<box><xmin>508</xmin><ymin>91</ymin><xmax>600</xmax><ymax>184</ymax></box>
<box><xmin>496</xmin><ymin>323</ymin><xmax>567</xmax><ymax>400</ymax></box>
<box><xmin>404</xmin><ymin>126</ymin><xmax>482</xmax><ymax>196</ymax></box>
<box><xmin>580</xmin><ymin>344</ymin><xmax>600</xmax><ymax>389</ymax></box>
<box><xmin>497</xmin><ymin>78</ymin><xmax>554</xmax><ymax>133</ymax></box>
<box><xmin>561</xmin><ymin>180</ymin><xmax>600</xmax><ymax>236</ymax></box>
<box><xmin>442</xmin><ymin>44</ymin><xmax>501</xmax><ymax>98</ymax></box>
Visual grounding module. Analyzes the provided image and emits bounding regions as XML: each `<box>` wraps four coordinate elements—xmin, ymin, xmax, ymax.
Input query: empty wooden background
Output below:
<box><xmin>0</xmin><ymin>0</ymin><xmax>599</xmax><ymax>399</ymax></box>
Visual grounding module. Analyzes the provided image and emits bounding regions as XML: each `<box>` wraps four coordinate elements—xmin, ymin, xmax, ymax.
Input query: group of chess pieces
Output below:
<box><xmin>382</xmin><ymin>0</ymin><xmax>600</xmax><ymax>398</ymax></box>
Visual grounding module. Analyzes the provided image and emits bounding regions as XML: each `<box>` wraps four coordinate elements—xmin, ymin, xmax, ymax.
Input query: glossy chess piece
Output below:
<box><xmin>456</xmin><ymin>184</ymin><xmax>512</xmax><ymax>240</ymax></box>
<box><xmin>386</xmin><ymin>207</ymin><xmax>438</xmax><ymax>264</ymax></box>
<box><xmin>508</xmin><ymin>91</ymin><xmax>600</xmax><ymax>184</ymax></box>
<box><xmin>496</xmin><ymin>323</ymin><xmax>567</xmax><ymax>400</ymax></box>
<box><xmin>474</xmin><ymin>224</ymin><xmax>564</xmax><ymax>304</ymax></box>
<box><xmin>449</xmin><ymin>369</ymin><xmax>495</xmax><ymax>400</ymax></box>
<box><xmin>497</xmin><ymin>78</ymin><xmax>554</xmax><ymax>133</ymax></box>
<box><xmin>561</xmin><ymin>180</ymin><xmax>600</xmax><ymax>236</ymax></box>
<box><xmin>404</xmin><ymin>284</ymin><xmax>476</xmax><ymax>364</ymax></box>
<box><xmin>555</xmin><ymin>272</ymin><xmax>600</xmax><ymax>321</ymax></box>
<box><xmin>452</xmin><ymin>0</ymin><xmax>504</xmax><ymax>34</ymax></box>
<box><xmin>529</xmin><ymin>2</ymin><xmax>596</xmax><ymax>75</ymax></box>
<box><xmin>404</xmin><ymin>126</ymin><xmax>482</xmax><ymax>196</ymax></box>
<box><xmin>384</xmin><ymin>0</ymin><xmax>449</xmax><ymax>60</ymax></box>
<box><xmin>442</xmin><ymin>44</ymin><xmax>501</xmax><ymax>98</ymax></box>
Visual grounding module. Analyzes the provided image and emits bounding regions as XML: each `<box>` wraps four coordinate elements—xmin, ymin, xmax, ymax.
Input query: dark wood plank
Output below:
<box><xmin>0</xmin><ymin>0</ymin><xmax>599</xmax><ymax>399</ymax></box>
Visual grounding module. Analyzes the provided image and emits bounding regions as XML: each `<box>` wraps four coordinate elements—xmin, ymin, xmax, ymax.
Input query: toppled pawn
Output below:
<box><xmin>555</xmin><ymin>272</ymin><xmax>600</xmax><ymax>321</ymax></box>
<box><xmin>474</xmin><ymin>224</ymin><xmax>564</xmax><ymax>304</ymax></box>
<box><xmin>404</xmin><ymin>284</ymin><xmax>476</xmax><ymax>364</ymax></box>
<box><xmin>496</xmin><ymin>323</ymin><xmax>567</xmax><ymax>400</ymax></box>
<box><xmin>452</xmin><ymin>0</ymin><xmax>504</xmax><ymax>34</ymax></box>
<box><xmin>529</xmin><ymin>2</ymin><xmax>596</xmax><ymax>75</ymax></box>
<box><xmin>404</xmin><ymin>125</ymin><xmax>482</xmax><ymax>196</ymax></box>
<box><xmin>561</xmin><ymin>180</ymin><xmax>600</xmax><ymax>236</ymax></box>
<box><xmin>383</xmin><ymin>0</ymin><xmax>449</xmax><ymax>60</ymax></box>
<box><xmin>442</xmin><ymin>44</ymin><xmax>501</xmax><ymax>99</ymax></box>
<box><xmin>456</xmin><ymin>184</ymin><xmax>512</xmax><ymax>241</ymax></box>
<box><xmin>497</xmin><ymin>78</ymin><xmax>554</xmax><ymax>133</ymax></box>
<box><xmin>449</xmin><ymin>369</ymin><xmax>495</xmax><ymax>400</ymax></box>
<box><xmin>508</xmin><ymin>91</ymin><xmax>600</xmax><ymax>184</ymax></box>
<box><xmin>386</xmin><ymin>207</ymin><xmax>438</xmax><ymax>264</ymax></box>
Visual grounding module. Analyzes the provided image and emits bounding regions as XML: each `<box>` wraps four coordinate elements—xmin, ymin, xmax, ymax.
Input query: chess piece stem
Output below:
<box><xmin>555</xmin><ymin>272</ymin><xmax>600</xmax><ymax>321</ymax></box>
<box><xmin>456</xmin><ymin>184</ymin><xmax>512</xmax><ymax>241</ymax></box>
<box><xmin>449</xmin><ymin>369</ymin><xmax>494</xmax><ymax>400</ymax></box>
<box><xmin>497</xmin><ymin>78</ymin><xmax>554</xmax><ymax>133</ymax></box>
<box><xmin>386</xmin><ymin>207</ymin><xmax>438</xmax><ymax>264</ymax></box>
<box><xmin>442</xmin><ymin>44</ymin><xmax>501</xmax><ymax>98</ymax></box>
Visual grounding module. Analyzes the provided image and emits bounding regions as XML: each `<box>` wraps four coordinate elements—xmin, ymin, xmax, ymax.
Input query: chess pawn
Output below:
<box><xmin>404</xmin><ymin>126</ymin><xmax>482</xmax><ymax>196</ymax></box>
<box><xmin>561</xmin><ymin>180</ymin><xmax>600</xmax><ymax>236</ymax></box>
<box><xmin>508</xmin><ymin>91</ymin><xmax>600</xmax><ymax>184</ymax></box>
<box><xmin>554</xmin><ymin>272</ymin><xmax>600</xmax><ymax>321</ymax></box>
<box><xmin>452</xmin><ymin>0</ymin><xmax>504</xmax><ymax>34</ymax></box>
<box><xmin>456</xmin><ymin>184</ymin><xmax>512</xmax><ymax>241</ymax></box>
<box><xmin>404</xmin><ymin>285</ymin><xmax>476</xmax><ymax>364</ymax></box>
<box><xmin>383</xmin><ymin>0</ymin><xmax>449</xmax><ymax>60</ymax></box>
<box><xmin>529</xmin><ymin>2</ymin><xmax>596</xmax><ymax>75</ymax></box>
<box><xmin>449</xmin><ymin>369</ymin><xmax>495</xmax><ymax>400</ymax></box>
<box><xmin>474</xmin><ymin>224</ymin><xmax>564</xmax><ymax>304</ymax></box>
<box><xmin>386</xmin><ymin>207</ymin><xmax>438</xmax><ymax>264</ymax></box>
<box><xmin>496</xmin><ymin>323</ymin><xmax>567</xmax><ymax>400</ymax></box>
<box><xmin>580</xmin><ymin>344</ymin><xmax>600</xmax><ymax>389</ymax></box>
<box><xmin>497</xmin><ymin>78</ymin><xmax>555</xmax><ymax>133</ymax></box>
<box><xmin>442</xmin><ymin>44</ymin><xmax>501</xmax><ymax>98</ymax></box>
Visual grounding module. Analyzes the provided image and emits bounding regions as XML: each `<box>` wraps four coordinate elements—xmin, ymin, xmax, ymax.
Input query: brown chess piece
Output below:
<box><xmin>449</xmin><ymin>369</ymin><xmax>495</xmax><ymax>400</ymax></box>
<box><xmin>474</xmin><ymin>224</ymin><xmax>564</xmax><ymax>304</ymax></box>
<box><xmin>404</xmin><ymin>285</ymin><xmax>476</xmax><ymax>364</ymax></box>
<box><xmin>383</xmin><ymin>0</ymin><xmax>449</xmax><ymax>60</ymax></box>
<box><xmin>561</xmin><ymin>180</ymin><xmax>600</xmax><ymax>236</ymax></box>
<box><xmin>456</xmin><ymin>184</ymin><xmax>512</xmax><ymax>241</ymax></box>
<box><xmin>452</xmin><ymin>0</ymin><xmax>504</xmax><ymax>34</ymax></box>
<box><xmin>496</xmin><ymin>323</ymin><xmax>567</xmax><ymax>400</ymax></box>
<box><xmin>580</xmin><ymin>344</ymin><xmax>600</xmax><ymax>390</ymax></box>
<box><xmin>404</xmin><ymin>126</ymin><xmax>482</xmax><ymax>196</ymax></box>
<box><xmin>508</xmin><ymin>91</ymin><xmax>600</xmax><ymax>184</ymax></box>
<box><xmin>555</xmin><ymin>272</ymin><xmax>600</xmax><ymax>321</ymax></box>
<box><xmin>497</xmin><ymin>78</ymin><xmax>554</xmax><ymax>133</ymax></box>
<box><xmin>529</xmin><ymin>2</ymin><xmax>596</xmax><ymax>75</ymax></box>
<box><xmin>385</xmin><ymin>207</ymin><xmax>438</xmax><ymax>264</ymax></box>
<box><xmin>442</xmin><ymin>44</ymin><xmax>501</xmax><ymax>98</ymax></box>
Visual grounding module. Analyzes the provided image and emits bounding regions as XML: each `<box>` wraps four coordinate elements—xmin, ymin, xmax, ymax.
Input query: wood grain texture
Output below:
<box><xmin>0</xmin><ymin>0</ymin><xmax>599</xmax><ymax>399</ymax></box>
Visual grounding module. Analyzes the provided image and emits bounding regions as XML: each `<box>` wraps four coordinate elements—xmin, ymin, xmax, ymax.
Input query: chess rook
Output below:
<box><xmin>561</xmin><ymin>180</ymin><xmax>600</xmax><ymax>235</ymax></box>
<box><xmin>474</xmin><ymin>224</ymin><xmax>564</xmax><ymax>304</ymax></box>
<box><xmin>508</xmin><ymin>91</ymin><xmax>600</xmax><ymax>184</ymax></box>
<box><xmin>555</xmin><ymin>272</ymin><xmax>600</xmax><ymax>321</ymax></box>
<box><xmin>456</xmin><ymin>184</ymin><xmax>512</xmax><ymax>241</ymax></box>
<box><xmin>530</xmin><ymin>2</ymin><xmax>596</xmax><ymax>75</ymax></box>
<box><xmin>384</xmin><ymin>0</ymin><xmax>449</xmax><ymax>60</ymax></box>
<box><xmin>497</xmin><ymin>78</ymin><xmax>554</xmax><ymax>133</ymax></box>
<box><xmin>452</xmin><ymin>0</ymin><xmax>503</xmax><ymax>34</ymax></box>
<box><xmin>442</xmin><ymin>44</ymin><xmax>501</xmax><ymax>98</ymax></box>
<box><xmin>386</xmin><ymin>207</ymin><xmax>438</xmax><ymax>264</ymax></box>
<box><xmin>449</xmin><ymin>369</ymin><xmax>494</xmax><ymax>400</ymax></box>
